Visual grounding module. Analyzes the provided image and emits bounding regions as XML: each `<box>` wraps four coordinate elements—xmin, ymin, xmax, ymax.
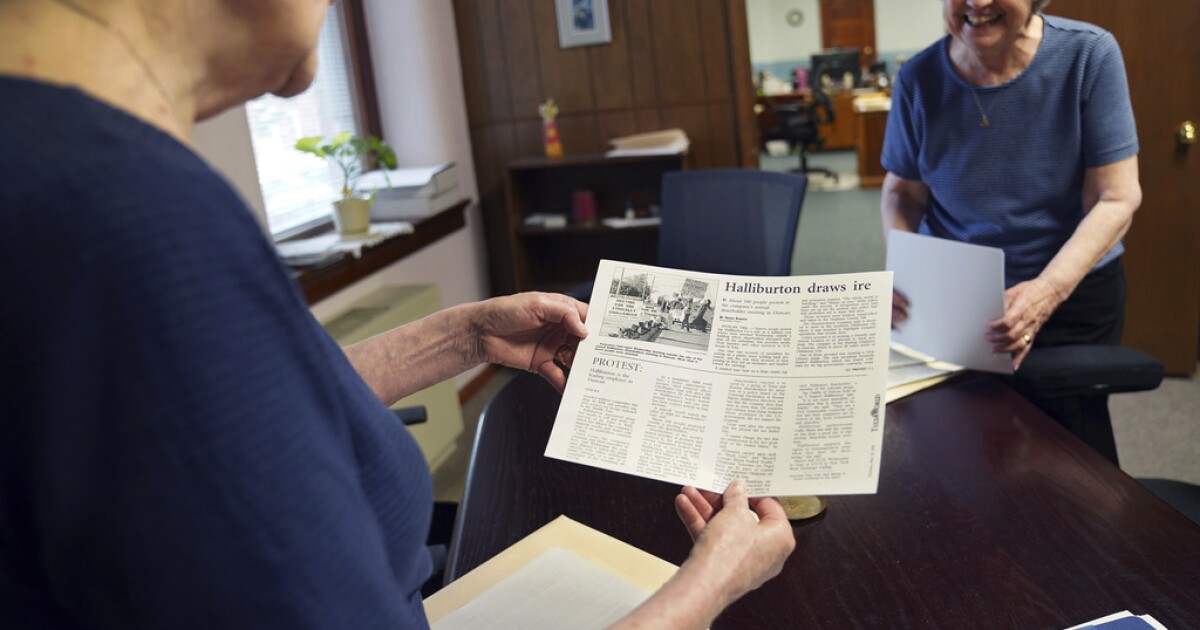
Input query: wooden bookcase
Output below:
<box><xmin>494</xmin><ymin>153</ymin><xmax>685</xmax><ymax>294</ymax></box>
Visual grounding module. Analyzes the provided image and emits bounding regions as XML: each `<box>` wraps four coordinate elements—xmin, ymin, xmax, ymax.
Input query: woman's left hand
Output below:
<box><xmin>986</xmin><ymin>279</ymin><xmax>1064</xmax><ymax>370</ymax></box>
<box><xmin>472</xmin><ymin>292</ymin><xmax>588</xmax><ymax>392</ymax></box>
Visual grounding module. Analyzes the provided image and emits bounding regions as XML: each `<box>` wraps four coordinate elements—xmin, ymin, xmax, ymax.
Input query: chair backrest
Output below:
<box><xmin>766</xmin><ymin>102</ymin><xmax>819</xmax><ymax>146</ymax></box>
<box><xmin>811</xmin><ymin>87</ymin><xmax>835</xmax><ymax>124</ymax></box>
<box><xmin>657</xmin><ymin>169</ymin><xmax>806</xmax><ymax>276</ymax></box>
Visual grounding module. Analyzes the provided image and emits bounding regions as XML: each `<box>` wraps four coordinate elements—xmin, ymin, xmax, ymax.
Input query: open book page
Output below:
<box><xmin>431</xmin><ymin>548</ymin><xmax>652</xmax><ymax>630</ymax></box>
<box><xmin>546</xmin><ymin>260</ymin><xmax>893</xmax><ymax>497</ymax></box>
<box><xmin>424</xmin><ymin>516</ymin><xmax>677</xmax><ymax>625</ymax></box>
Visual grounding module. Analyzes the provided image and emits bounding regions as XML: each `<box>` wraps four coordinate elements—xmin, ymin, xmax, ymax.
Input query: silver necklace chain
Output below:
<box><xmin>969</xmin><ymin>87</ymin><xmax>1003</xmax><ymax>129</ymax></box>
<box><xmin>49</xmin><ymin>0</ymin><xmax>180</xmax><ymax>125</ymax></box>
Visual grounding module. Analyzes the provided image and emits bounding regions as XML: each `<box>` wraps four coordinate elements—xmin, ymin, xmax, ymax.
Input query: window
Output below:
<box><xmin>245</xmin><ymin>1</ymin><xmax>381</xmax><ymax>238</ymax></box>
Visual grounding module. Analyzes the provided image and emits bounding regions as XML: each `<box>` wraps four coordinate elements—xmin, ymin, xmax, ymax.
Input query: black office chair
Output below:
<box><xmin>392</xmin><ymin>406</ymin><xmax>458</xmax><ymax>597</ymax></box>
<box><xmin>1010</xmin><ymin>345</ymin><xmax>1164</xmax><ymax>466</ymax></box>
<box><xmin>1010</xmin><ymin>348</ymin><xmax>1200</xmax><ymax>526</ymax></box>
<box><xmin>762</xmin><ymin>88</ymin><xmax>837</xmax><ymax>183</ymax></box>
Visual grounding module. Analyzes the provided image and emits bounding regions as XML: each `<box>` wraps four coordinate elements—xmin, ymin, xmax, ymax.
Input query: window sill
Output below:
<box><xmin>289</xmin><ymin>198</ymin><xmax>470</xmax><ymax>305</ymax></box>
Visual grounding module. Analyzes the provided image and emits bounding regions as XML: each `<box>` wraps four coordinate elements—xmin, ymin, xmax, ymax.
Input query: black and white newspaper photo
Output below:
<box><xmin>545</xmin><ymin>260</ymin><xmax>894</xmax><ymax>497</ymax></box>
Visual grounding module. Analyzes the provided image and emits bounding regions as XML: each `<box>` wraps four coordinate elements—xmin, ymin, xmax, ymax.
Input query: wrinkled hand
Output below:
<box><xmin>986</xmin><ymin>279</ymin><xmax>1064</xmax><ymax>370</ymax></box>
<box><xmin>675</xmin><ymin>480</ymin><xmax>795</xmax><ymax>598</ymax></box>
<box><xmin>473</xmin><ymin>292</ymin><xmax>588</xmax><ymax>392</ymax></box>
<box><xmin>891</xmin><ymin>290</ymin><xmax>910</xmax><ymax>330</ymax></box>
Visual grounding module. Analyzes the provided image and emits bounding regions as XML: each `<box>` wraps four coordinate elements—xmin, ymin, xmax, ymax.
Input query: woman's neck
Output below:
<box><xmin>950</xmin><ymin>14</ymin><xmax>1044</xmax><ymax>86</ymax></box>
<box><xmin>0</xmin><ymin>0</ymin><xmax>195</xmax><ymax>144</ymax></box>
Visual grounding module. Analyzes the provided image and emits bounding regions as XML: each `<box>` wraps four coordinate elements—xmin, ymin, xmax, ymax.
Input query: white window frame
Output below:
<box><xmin>245</xmin><ymin>1</ymin><xmax>382</xmax><ymax>240</ymax></box>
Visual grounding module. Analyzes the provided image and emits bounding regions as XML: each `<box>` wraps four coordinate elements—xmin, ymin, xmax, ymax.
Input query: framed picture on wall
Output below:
<box><xmin>556</xmin><ymin>0</ymin><xmax>611</xmax><ymax>48</ymax></box>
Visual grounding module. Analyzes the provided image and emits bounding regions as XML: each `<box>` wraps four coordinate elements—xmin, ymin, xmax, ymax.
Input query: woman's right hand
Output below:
<box><xmin>609</xmin><ymin>480</ymin><xmax>794</xmax><ymax>629</ymax></box>
<box><xmin>675</xmin><ymin>480</ymin><xmax>795</xmax><ymax>598</ymax></box>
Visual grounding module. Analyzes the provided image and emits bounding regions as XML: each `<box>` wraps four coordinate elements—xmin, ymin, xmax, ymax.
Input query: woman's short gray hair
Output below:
<box><xmin>1033</xmin><ymin>0</ymin><xmax>1051</xmax><ymax>13</ymax></box>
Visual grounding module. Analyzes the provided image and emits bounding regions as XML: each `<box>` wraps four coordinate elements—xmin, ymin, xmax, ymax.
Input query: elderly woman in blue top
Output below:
<box><xmin>0</xmin><ymin>0</ymin><xmax>794</xmax><ymax>628</ymax></box>
<box><xmin>881</xmin><ymin>0</ymin><xmax>1141</xmax><ymax>371</ymax></box>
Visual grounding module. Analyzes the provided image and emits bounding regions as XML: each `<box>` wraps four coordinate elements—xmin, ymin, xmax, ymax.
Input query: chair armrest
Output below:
<box><xmin>392</xmin><ymin>405</ymin><xmax>429</xmax><ymax>426</ymax></box>
<box><xmin>1014</xmin><ymin>345</ymin><xmax>1164</xmax><ymax>398</ymax></box>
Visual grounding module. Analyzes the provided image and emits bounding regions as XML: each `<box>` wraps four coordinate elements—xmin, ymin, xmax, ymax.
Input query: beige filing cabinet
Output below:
<box><xmin>321</xmin><ymin>285</ymin><xmax>465</xmax><ymax>472</ymax></box>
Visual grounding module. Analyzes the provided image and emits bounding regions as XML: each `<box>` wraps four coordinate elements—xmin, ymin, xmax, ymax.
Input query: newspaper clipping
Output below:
<box><xmin>545</xmin><ymin>260</ymin><xmax>893</xmax><ymax>496</ymax></box>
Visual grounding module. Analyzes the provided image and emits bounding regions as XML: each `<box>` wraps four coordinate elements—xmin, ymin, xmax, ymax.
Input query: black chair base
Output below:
<box><xmin>794</xmin><ymin>165</ymin><xmax>839</xmax><ymax>183</ymax></box>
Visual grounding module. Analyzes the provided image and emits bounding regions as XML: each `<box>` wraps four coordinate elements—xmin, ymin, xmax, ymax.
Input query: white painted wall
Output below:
<box><xmin>746</xmin><ymin>0</ymin><xmax>823</xmax><ymax>64</ymax></box>
<box><xmin>192</xmin><ymin>106</ymin><xmax>268</xmax><ymax>230</ymax></box>
<box><xmin>192</xmin><ymin>0</ymin><xmax>490</xmax><ymax>388</ymax></box>
<box><xmin>875</xmin><ymin>1</ymin><xmax>945</xmax><ymax>54</ymax></box>
<box><xmin>745</xmin><ymin>0</ymin><xmax>945</xmax><ymax>65</ymax></box>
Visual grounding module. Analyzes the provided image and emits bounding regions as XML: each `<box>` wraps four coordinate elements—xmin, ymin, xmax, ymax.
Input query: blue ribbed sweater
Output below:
<box><xmin>0</xmin><ymin>77</ymin><xmax>433</xmax><ymax>629</ymax></box>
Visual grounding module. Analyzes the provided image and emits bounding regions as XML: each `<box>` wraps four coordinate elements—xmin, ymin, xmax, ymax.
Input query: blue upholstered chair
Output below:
<box><xmin>566</xmin><ymin>169</ymin><xmax>807</xmax><ymax>301</ymax></box>
<box><xmin>656</xmin><ymin>169</ymin><xmax>807</xmax><ymax>275</ymax></box>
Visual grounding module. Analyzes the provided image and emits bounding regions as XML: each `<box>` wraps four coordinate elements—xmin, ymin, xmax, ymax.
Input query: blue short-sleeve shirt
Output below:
<box><xmin>881</xmin><ymin>15</ymin><xmax>1138</xmax><ymax>285</ymax></box>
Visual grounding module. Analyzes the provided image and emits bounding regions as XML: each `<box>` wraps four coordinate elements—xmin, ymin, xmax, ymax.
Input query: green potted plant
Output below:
<box><xmin>295</xmin><ymin>131</ymin><xmax>397</xmax><ymax>238</ymax></box>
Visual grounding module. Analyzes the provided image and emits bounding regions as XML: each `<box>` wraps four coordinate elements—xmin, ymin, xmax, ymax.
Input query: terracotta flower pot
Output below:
<box><xmin>332</xmin><ymin>198</ymin><xmax>372</xmax><ymax>238</ymax></box>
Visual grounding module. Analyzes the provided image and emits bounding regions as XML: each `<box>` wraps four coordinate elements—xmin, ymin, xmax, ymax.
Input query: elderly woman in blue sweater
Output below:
<box><xmin>0</xmin><ymin>0</ymin><xmax>793</xmax><ymax>628</ymax></box>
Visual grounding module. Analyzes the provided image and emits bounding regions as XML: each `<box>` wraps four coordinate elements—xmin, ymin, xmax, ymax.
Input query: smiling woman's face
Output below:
<box><xmin>943</xmin><ymin>0</ymin><xmax>1036</xmax><ymax>55</ymax></box>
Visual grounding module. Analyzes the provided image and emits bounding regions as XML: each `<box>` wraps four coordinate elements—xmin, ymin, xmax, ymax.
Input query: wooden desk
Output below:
<box><xmin>818</xmin><ymin>91</ymin><xmax>858</xmax><ymax>151</ymax></box>
<box><xmin>447</xmin><ymin>373</ymin><xmax>1200</xmax><ymax>628</ymax></box>
<box><xmin>855</xmin><ymin>108</ymin><xmax>888</xmax><ymax>188</ymax></box>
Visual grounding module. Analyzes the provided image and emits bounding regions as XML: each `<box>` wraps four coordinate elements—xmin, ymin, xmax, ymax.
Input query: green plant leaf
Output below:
<box><xmin>330</xmin><ymin>131</ymin><xmax>353</xmax><ymax>148</ymax></box>
<box><xmin>294</xmin><ymin>135</ymin><xmax>327</xmax><ymax>156</ymax></box>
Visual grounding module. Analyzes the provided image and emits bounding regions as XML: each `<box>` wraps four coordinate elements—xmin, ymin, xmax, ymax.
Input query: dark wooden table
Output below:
<box><xmin>447</xmin><ymin>372</ymin><xmax>1200</xmax><ymax>629</ymax></box>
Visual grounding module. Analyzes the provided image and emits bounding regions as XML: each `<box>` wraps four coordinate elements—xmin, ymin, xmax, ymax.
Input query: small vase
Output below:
<box><xmin>332</xmin><ymin>198</ymin><xmax>372</xmax><ymax>239</ymax></box>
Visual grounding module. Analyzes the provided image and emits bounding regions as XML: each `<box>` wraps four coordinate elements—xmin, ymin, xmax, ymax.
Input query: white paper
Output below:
<box><xmin>431</xmin><ymin>548</ymin><xmax>652</xmax><ymax>630</ymax></box>
<box><xmin>274</xmin><ymin>222</ymin><xmax>413</xmax><ymax>261</ymax></box>
<box><xmin>546</xmin><ymin>260</ymin><xmax>893</xmax><ymax>496</ymax></box>
<box><xmin>605</xmin><ymin>129</ymin><xmax>690</xmax><ymax>157</ymax></box>
<box><xmin>886</xmin><ymin>230</ymin><xmax>1012</xmax><ymax>374</ymax></box>
<box><xmin>886</xmin><ymin>343</ymin><xmax>962</xmax><ymax>389</ymax></box>
<box><xmin>1063</xmin><ymin>610</ymin><xmax>1169</xmax><ymax>630</ymax></box>
<box><xmin>358</xmin><ymin>163</ymin><xmax>453</xmax><ymax>190</ymax></box>
<box><xmin>602</xmin><ymin>217</ymin><xmax>661</xmax><ymax>229</ymax></box>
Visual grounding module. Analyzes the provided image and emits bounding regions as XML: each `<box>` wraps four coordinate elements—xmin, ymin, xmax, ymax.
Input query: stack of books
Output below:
<box><xmin>358</xmin><ymin>162</ymin><xmax>460</xmax><ymax>221</ymax></box>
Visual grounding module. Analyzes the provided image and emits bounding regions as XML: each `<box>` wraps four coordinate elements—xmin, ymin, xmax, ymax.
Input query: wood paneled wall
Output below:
<box><xmin>452</xmin><ymin>0</ymin><xmax>755</xmax><ymax>295</ymax></box>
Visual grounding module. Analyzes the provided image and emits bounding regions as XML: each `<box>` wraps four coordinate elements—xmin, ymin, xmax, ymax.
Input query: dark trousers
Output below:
<box><xmin>1034</xmin><ymin>257</ymin><xmax>1126</xmax><ymax>348</ymax></box>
